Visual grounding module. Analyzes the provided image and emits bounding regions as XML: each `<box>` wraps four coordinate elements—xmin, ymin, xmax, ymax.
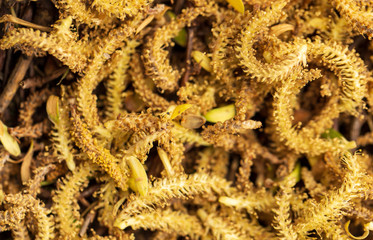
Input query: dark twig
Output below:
<box><xmin>21</xmin><ymin>68</ymin><xmax>68</xmax><ymax>89</ymax></box>
<box><xmin>0</xmin><ymin>50</ymin><xmax>5</xmax><ymax>80</ymax></box>
<box><xmin>0</xmin><ymin>55</ymin><xmax>32</xmax><ymax>115</ymax></box>
<box><xmin>3</xmin><ymin>49</ymin><xmax>12</xmax><ymax>86</ymax></box>
<box><xmin>79</xmin><ymin>185</ymin><xmax>100</xmax><ymax>208</ymax></box>
<box><xmin>350</xmin><ymin>116</ymin><xmax>364</xmax><ymax>141</ymax></box>
<box><xmin>174</xmin><ymin>0</ymin><xmax>185</xmax><ymax>14</ymax></box>
<box><xmin>181</xmin><ymin>26</ymin><xmax>195</xmax><ymax>87</ymax></box>
<box><xmin>79</xmin><ymin>196</ymin><xmax>90</xmax><ymax>208</ymax></box>
<box><xmin>79</xmin><ymin>210</ymin><xmax>96</xmax><ymax>237</ymax></box>
<box><xmin>80</xmin><ymin>184</ymin><xmax>100</xmax><ymax>199</ymax></box>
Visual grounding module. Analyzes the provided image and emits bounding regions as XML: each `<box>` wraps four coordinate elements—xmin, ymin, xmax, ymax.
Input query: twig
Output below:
<box><xmin>0</xmin><ymin>55</ymin><xmax>32</xmax><ymax>115</ymax></box>
<box><xmin>0</xmin><ymin>14</ymin><xmax>52</xmax><ymax>32</ymax></box>
<box><xmin>21</xmin><ymin>68</ymin><xmax>68</xmax><ymax>89</ymax></box>
<box><xmin>3</xmin><ymin>49</ymin><xmax>12</xmax><ymax>85</ymax></box>
<box><xmin>0</xmin><ymin>50</ymin><xmax>5</xmax><ymax>79</ymax></box>
<box><xmin>350</xmin><ymin>116</ymin><xmax>364</xmax><ymax>141</ymax></box>
<box><xmin>181</xmin><ymin>26</ymin><xmax>195</xmax><ymax>87</ymax></box>
<box><xmin>80</xmin><ymin>185</ymin><xmax>100</xmax><ymax>198</ymax></box>
<box><xmin>174</xmin><ymin>0</ymin><xmax>185</xmax><ymax>14</ymax></box>
<box><xmin>79</xmin><ymin>210</ymin><xmax>96</xmax><ymax>237</ymax></box>
<box><xmin>78</xmin><ymin>197</ymin><xmax>90</xmax><ymax>208</ymax></box>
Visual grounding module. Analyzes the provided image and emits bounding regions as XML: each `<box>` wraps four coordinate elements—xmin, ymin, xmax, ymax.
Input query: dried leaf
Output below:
<box><xmin>46</xmin><ymin>95</ymin><xmax>60</xmax><ymax>125</ymax></box>
<box><xmin>181</xmin><ymin>115</ymin><xmax>206</xmax><ymax>129</ymax></box>
<box><xmin>21</xmin><ymin>140</ymin><xmax>34</xmax><ymax>184</ymax></box>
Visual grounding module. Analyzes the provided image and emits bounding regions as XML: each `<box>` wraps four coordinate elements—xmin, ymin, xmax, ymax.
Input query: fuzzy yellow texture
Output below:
<box><xmin>105</xmin><ymin>40</ymin><xmax>139</xmax><ymax>120</ymax></box>
<box><xmin>205</xmin><ymin>119</ymin><xmax>262</xmax><ymax>134</ymax></box>
<box><xmin>226</xmin><ymin>211</ymin><xmax>276</xmax><ymax>240</ymax></box>
<box><xmin>197</xmin><ymin>208</ymin><xmax>243</xmax><ymax>240</ymax></box>
<box><xmin>158</xmin><ymin>133</ymin><xmax>186</xmax><ymax>175</ymax></box>
<box><xmin>113</xmin><ymin>112</ymin><xmax>172</xmax><ymax>164</ymax></box>
<box><xmin>56</xmin><ymin>0</ymin><xmax>112</xmax><ymax>27</ymax></box>
<box><xmin>52</xmin><ymin>162</ymin><xmax>96</xmax><ymax>238</ymax></box>
<box><xmin>3</xmin><ymin>193</ymin><xmax>55</xmax><ymax>240</ymax></box>
<box><xmin>97</xmin><ymin>181</ymin><xmax>119</xmax><ymax>230</ymax></box>
<box><xmin>124</xmin><ymin>131</ymin><xmax>167</xmax><ymax>163</ymax></box>
<box><xmin>271</xmin><ymin>71</ymin><xmax>356</xmax><ymax>156</ymax></box>
<box><xmin>171</xmin><ymin>123</ymin><xmax>210</xmax><ymax>146</ymax></box>
<box><xmin>130</xmin><ymin>54</ymin><xmax>172</xmax><ymax>111</ymax></box>
<box><xmin>18</xmin><ymin>89</ymin><xmax>50</xmax><ymax>128</ymax></box>
<box><xmin>143</xmin><ymin>3</ymin><xmax>217</xmax><ymax>92</ymax></box>
<box><xmin>1</xmin><ymin>0</ymin><xmax>373</xmax><ymax>238</ymax></box>
<box><xmin>219</xmin><ymin>189</ymin><xmax>275</xmax><ymax>215</ymax></box>
<box><xmin>332</xmin><ymin>0</ymin><xmax>373</xmax><ymax>39</ymax></box>
<box><xmin>272</xmin><ymin>178</ymin><xmax>298</xmax><ymax>240</ymax></box>
<box><xmin>0</xmin><ymin>205</ymin><xmax>26</xmax><ymax>232</ymax></box>
<box><xmin>11</xmin><ymin>220</ymin><xmax>30</xmax><ymax>240</ymax></box>
<box><xmin>114</xmin><ymin>173</ymin><xmax>233</xmax><ymax>228</ymax></box>
<box><xmin>295</xmin><ymin>153</ymin><xmax>370</xmax><ymax>237</ymax></box>
<box><xmin>0</xmin><ymin>28</ymin><xmax>87</xmax><ymax>72</ymax></box>
<box><xmin>196</xmin><ymin>147</ymin><xmax>229</xmax><ymax>178</ymax></box>
<box><xmin>26</xmin><ymin>165</ymin><xmax>55</xmax><ymax>198</ymax></box>
<box><xmin>301</xmin><ymin>167</ymin><xmax>326</xmax><ymax>198</ymax></box>
<box><xmin>91</xmin><ymin>0</ymin><xmax>153</xmax><ymax>20</ymax></box>
<box><xmin>177</xmin><ymin>82</ymin><xmax>216</xmax><ymax>115</ymax></box>
<box><xmin>48</xmin><ymin>95</ymin><xmax>76</xmax><ymax>171</ymax></box>
<box><xmin>236</xmin><ymin>0</ymin><xmax>309</xmax><ymax>84</ymax></box>
<box><xmin>51</xmin><ymin>16</ymin><xmax>77</xmax><ymax>43</ymax></box>
<box><xmin>76</xmin><ymin>24</ymin><xmax>134</xmax><ymax>127</ymax></box>
<box><xmin>120</xmin><ymin>208</ymin><xmax>203</xmax><ymax>238</ymax></box>
<box><xmin>209</xmin><ymin>9</ymin><xmax>251</xmax><ymax>102</ymax></box>
<box><xmin>71</xmin><ymin>110</ymin><xmax>129</xmax><ymax>190</ymax></box>
<box><xmin>234</xmin><ymin>82</ymin><xmax>268</xmax><ymax>121</ymax></box>
<box><xmin>307</xmin><ymin>38</ymin><xmax>368</xmax><ymax>113</ymax></box>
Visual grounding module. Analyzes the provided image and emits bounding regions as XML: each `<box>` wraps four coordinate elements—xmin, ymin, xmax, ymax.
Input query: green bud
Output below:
<box><xmin>127</xmin><ymin>156</ymin><xmax>148</xmax><ymax>196</ymax></box>
<box><xmin>0</xmin><ymin>120</ymin><xmax>21</xmax><ymax>156</ymax></box>
<box><xmin>191</xmin><ymin>51</ymin><xmax>212</xmax><ymax>72</ymax></box>
<box><xmin>204</xmin><ymin>104</ymin><xmax>235</xmax><ymax>123</ymax></box>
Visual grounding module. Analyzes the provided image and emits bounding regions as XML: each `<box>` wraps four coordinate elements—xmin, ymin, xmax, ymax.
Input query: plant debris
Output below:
<box><xmin>1</xmin><ymin>0</ymin><xmax>373</xmax><ymax>239</ymax></box>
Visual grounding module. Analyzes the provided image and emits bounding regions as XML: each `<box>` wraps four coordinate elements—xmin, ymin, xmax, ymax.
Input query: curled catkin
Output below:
<box><xmin>271</xmin><ymin>71</ymin><xmax>356</xmax><ymax>156</ymax></box>
<box><xmin>53</xmin><ymin>162</ymin><xmax>97</xmax><ymax>238</ymax></box>
<box><xmin>142</xmin><ymin>3</ymin><xmax>218</xmax><ymax>92</ymax></box>
<box><xmin>307</xmin><ymin>38</ymin><xmax>369</xmax><ymax>113</ymax></box>
<box><xmin>0</xmin><ymin>28</ymin><xmax>87</xmax><ymax>72</ymax></box>
<box><xmin>331</xmin><ymin>0</ymin><xmax>373</xmax><ymax>39</ymax></box>
<box><xmin>237</xmin><ymin>0</ymin><xmax>309</xmax><ymax>84</ymax></box>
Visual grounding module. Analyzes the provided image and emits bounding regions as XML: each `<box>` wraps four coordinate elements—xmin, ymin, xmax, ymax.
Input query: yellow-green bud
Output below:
<box><xmin>191</xmin><ymin>51</ymin><xmax>212</xmax><ymax>72</ymax></box>
<box><xmin>127</xmin><ymin>156</ymin><xmax>148</xmax><ymax>196</ymax></box>
<box><xmin>157</xmin><ymin>147</ymin><xmax>174</xmax><ymax>176</ymax></box>
<box><xmin>225</xmin><ymin>0</ymin><xmax>244</xmax><ymax>13</ymax></box>
<box><xmin>171</xmin><ymin>104</ymin><xmax>192</xmax><ymax>120</ymax></box>
<box><xmin>0</xmin><ymin>120</ymin><xmax>21</xmax><ymax>156</ymax></box>
<box><xmin>204</xmin><ymin>104</ymin><xmax>235</xmax><ymax>123</ymax></box>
